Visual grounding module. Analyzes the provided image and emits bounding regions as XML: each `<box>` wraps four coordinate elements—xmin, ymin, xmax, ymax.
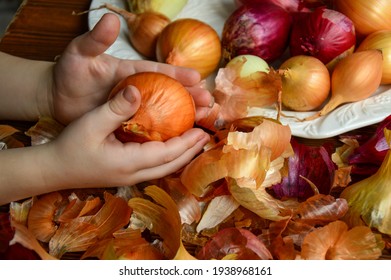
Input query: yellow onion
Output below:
<box><xmin>156</xmin><ymin>18</ymin><xmax>222</xmax><ymax>79</ymax></box>
<box><xmin>228</xmin><ymin>54</ymin><xmax>270</xmax><ymax>76</ymax></box>
<box><xmin>279</xmin><ymin>55</ymin><xmax>331</xmax><ymax>111</ymax></box>
<box><xmin>304</xmin><ymin>49</ymin><xmax>383</xmax><ymax>121</ymax></box>
<box><xmin>108</xmin><ymin>72</ymin><xmax>195</xmax><ymax>143</ymax></box>
<box><xmin>98</xmin><ymin>3</ymin><xmax>170</xmax><ymax>59</ymax></box>
<box><xmin>340</xmin><ymin>129</ymin><xmax>391</xmax><ymax>235</ymax></box>
<box><xmin>127</xmin><ymin>0</ymin><xmax>188</xmax><ymax>19</ymax></box>
<box><xmin>334</xmin><ymin>0</ymin><xmax>391</xmax><ymax>39</ymax></box>
<box><xmin>357</xmin><ymin>30</ymin><xmax>391</xmax><ymax>85</ymax></box>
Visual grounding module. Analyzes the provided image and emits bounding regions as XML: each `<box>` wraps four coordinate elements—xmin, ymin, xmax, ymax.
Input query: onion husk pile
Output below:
<box><xmin>3</xmin><ymin>114</ymin><xmax>387</xmax><ymax>260</ymax></box>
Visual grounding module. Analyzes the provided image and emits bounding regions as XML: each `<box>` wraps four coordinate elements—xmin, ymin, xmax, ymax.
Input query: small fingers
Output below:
<box><xmin>126</xmin><ymin>130</ymin><xmax>210</xmax><ymax>184</ymax></box>
<box><xmin>131</xmin><ymin>137</ymin><xmax>209</xmax><ymax>184</ymax></box>
<box><xmin>126</xmin><ymin>128</ymin><xmax>210</xmax><ymax>172</ymax></box>
<box><xmin>187</xmin><ymin>86</ymin><xmax>214</xmax><ymax>108</ymax></box>
<box><xmin>122</xmin><ymin>60</ymin><xmax>202</xmax><ymax>87</ymax></box>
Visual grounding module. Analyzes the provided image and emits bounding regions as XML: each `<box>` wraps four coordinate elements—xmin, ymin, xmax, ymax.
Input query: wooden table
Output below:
<box><xmin>0</xmin><ymin>0</ymin><xmax>90</xmax><ymax>61</ymax></box>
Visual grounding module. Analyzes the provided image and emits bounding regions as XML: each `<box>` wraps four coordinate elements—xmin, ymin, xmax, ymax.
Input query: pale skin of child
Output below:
<box><xmin>0</xmin><ymin>13</ymin><xmax>212</xmax><ymax>205</ymax></box>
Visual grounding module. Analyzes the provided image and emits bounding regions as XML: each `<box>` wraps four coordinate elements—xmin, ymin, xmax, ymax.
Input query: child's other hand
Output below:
<box><xmin>52</xmin><ymin>13</ymin><xmax>213</xmax><ymax>125</ymax></box>
<box><xmin>48</xmin><ymin>85</ymin><xmax>210</xmax><ymax>189</ymax></box>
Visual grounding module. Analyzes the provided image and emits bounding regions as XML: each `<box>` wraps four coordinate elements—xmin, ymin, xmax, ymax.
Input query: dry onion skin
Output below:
<box><xmin>213</xmin><ymin>55</ymin><xmax>281</xmax><ymax>129</ymax></box>
<box><xmin>357</xmin><ymin>30</ymin><xmax>391</xmax><ymax>85</ymax></box>
<box><xmin>301</xmin><ymin>220</ymin><xmax>384</xmax><ymax>260</ymax></box>
<box><xmin>279</xmin><ymin>55</ymin><xmax>331</xmax><ymax>111</ymax></box>
<box><xmin>156</xmin><ymin>18</ymin><xmax>222</xmax><ymax>79</ymax></box>
<box><xmin>108</xmin><ymin>72</ymin><xmax>195</xmax><ymax>143</ymax></box>
<box><xmin>27</xmin><ymin>192</ymin><xmax>63</xmax><ymax>243</ymax></box>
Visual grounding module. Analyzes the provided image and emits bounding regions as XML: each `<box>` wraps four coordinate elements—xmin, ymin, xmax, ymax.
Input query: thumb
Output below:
<box><xmin>68</xmin><ymin>13</ymin><xmax>121</xmax><ymax>57</ymax></box>
<box><xmin>93</xmin><ymin>85</ymin><xmax>141</xmax><ymax>137</ymax></box>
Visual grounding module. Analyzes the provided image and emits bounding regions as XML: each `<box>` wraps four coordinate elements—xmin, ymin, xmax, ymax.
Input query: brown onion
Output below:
<box><xmin>357</xmin><ymin>30</ymin><xmax>391</xmax><ymax>85</ymax></box>
<box><xmin>108</xmin><ymin>72</ymin><xmax>196</xmax><ymax>143</ymax></box>
<box><xmin>156</xmin><ymin>18</ymin><xmax>222</xmax><ymax>79</ymax></box>
<box><xmin>334</xmin><ymin>0</ymin><xmax>391</xmax><ymax>39</ymax></box>
<box><xmin>279</xmin><ymin>55</ymin><xmax>331</xmax><ymax>111</ymax></box>
<box><xmin>93</xmin><ymin>3</ymin><xmax>170</xmax><ymax>59</ymax></box>
<box><xmin>304</xmin><ymin>49</ymin><xmax>383</xmax><ymax>121</ymax></box>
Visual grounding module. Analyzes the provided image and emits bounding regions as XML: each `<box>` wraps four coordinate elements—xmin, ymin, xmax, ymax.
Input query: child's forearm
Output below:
<box><xmin>0</xmin><ymin>143</ymin><xmax>62</xmax><ymax>205</ymax></box>
<box><xmin>0</xmin><ymin>52</ymin><xmax>54</xmax><ymax>121</ymax></box>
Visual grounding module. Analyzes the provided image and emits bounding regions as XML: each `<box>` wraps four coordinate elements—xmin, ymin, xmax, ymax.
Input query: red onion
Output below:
<box><xmin>221</xmin><ymin>2</ymin><xmax>292</xmax><ymax>63</ymax></box>
<box><xmin>289</xmin><ymin>7</ymin><xmax>356</xmax><ymax>67</ymax></box>
<box><xmin>235</xmin><ymin>0</ymin><xmax>335</xmax><ymax>12</ymax></box>
<box><xmin>271</xmin><ymin>138</ymin><xmax>336</xmax><ymax>200</ymax></box>
<box><xmin>235</xmin><ymin>0</ymin><xmax>311</xmax><ymax>12</ymax></box>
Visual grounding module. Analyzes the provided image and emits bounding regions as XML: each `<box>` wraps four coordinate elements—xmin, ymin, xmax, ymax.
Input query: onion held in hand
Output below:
<box><xmin>289</xmin><ymin>7</ymin><xmax>356</xmax><ymax>70</ymax></box>
<box><xmin>109</xmin><ymin>72</ymin><xmax>196</xmax><ymax>143</ymax></box>
<box><xmin>279</xmin><ymin>55</ymin><xmax>330</xmax><ymax>111</ymax></box>
<box><xmin>156</xmin><ymin>18</ymin><xmax>221</xmax><ymax>79</ymax></box>
<box><xmin>221</xmin><ymin>2</ymin><xmax>292</xmax><ymax>63</ymax></box>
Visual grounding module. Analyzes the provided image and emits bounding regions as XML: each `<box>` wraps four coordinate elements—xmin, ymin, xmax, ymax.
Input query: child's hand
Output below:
<box><xmin>46</xmin><ymin>85</ymin><xmax>210</xmax><ymax>190</ymax></box>
<box><xmin>52</xmin><ymin>13</ymin><xmax>213</xmax><ymax>125</ymax></box>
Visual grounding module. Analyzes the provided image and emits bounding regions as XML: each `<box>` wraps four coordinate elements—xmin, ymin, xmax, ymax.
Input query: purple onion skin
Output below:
<box><xmin>347</xmin><ymin>115</ymin><xmax>391</xmax><ymax>177</ymax></box>
<box><xmin>221</xmin><ymin>3</ymin><xmax>292</xmax><ymax>63</ymax></box>
<box><xmin>289</xmin><ymin>7</ymin><xmax>356</xmax><ymax>65</ymax></box>
<box><xmin>272</xmin><ymin>138</ymin><xmax>336</xmax><ymax>200</ymax></box>
<box><xmin>236</xmin><ymin>0</ymin><xmax>312</xmax><ymax>13</ymax></box>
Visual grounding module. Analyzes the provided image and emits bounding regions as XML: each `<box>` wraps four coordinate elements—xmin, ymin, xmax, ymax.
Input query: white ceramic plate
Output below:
<box><xmin>88</xmin><ymin>0</ymin><xmax>391</xmax><ymax>139</ymax></box>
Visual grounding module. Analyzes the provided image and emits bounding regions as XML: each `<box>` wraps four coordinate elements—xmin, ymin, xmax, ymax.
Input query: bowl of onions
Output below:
<box><xmin>108</xmin><ymin>72</ymin><xmax>196</xmax><ymax>143</ymax></box>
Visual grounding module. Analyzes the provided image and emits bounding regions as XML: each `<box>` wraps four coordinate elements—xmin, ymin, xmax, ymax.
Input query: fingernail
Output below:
<box><xmin>197</xmin><ymin>132</ymin><xmax>210</xmax><ymax>143</ymax></box>
<box><xmin>123</xmin><ymin>85</ymin><xmax>136</xmax><ymax>103</ymax></box>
